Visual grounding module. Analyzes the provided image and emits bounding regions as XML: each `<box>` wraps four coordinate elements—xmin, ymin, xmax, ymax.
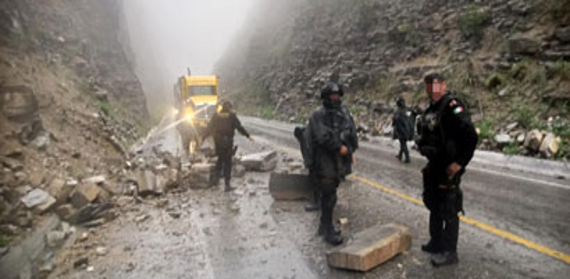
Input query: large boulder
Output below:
<box><xmin>135</xmin><ymin>170</ymin><xmax>165</xmax><ymax>196</ymax></box>
<box><xmin>20</xmin><ymin>188</ymin><xmax>56</xmax><ymax>213</ymax></box>
<box><xmin>539</xmin><ymin>133</ymin><xmax>561</xmax><ymax>158</ymax></box>
<box><xmin>0</xmin><ymin>85</ymin><xmax>38</xmax><ymax>122</ymax></box>
<box><xmin>240</xmin><ymin>150</ymin><xmax>278</xmax><ymax>171</ymax></box>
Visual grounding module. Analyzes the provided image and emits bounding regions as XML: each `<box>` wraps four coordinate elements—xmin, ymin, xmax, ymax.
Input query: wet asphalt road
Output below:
<box><xmin>53</xmin><ymin>115</ymin><xmax>570</xmax><ymax>279</ymax></box>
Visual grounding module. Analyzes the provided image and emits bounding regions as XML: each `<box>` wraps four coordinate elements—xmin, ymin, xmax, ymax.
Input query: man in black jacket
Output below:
<box><xmin>203</xmin><ymin>101</ymin><xmax>253</xmax><ymax>191</ymax></box>
<box><xmin>418</xmin><ymin>73</ymin><xmax>478</xmax><ymax>266</ymax></box>
<box><xmin>307</xmin><ymin>81</ymin><xmax>358</xmax><ymax>245</ymax></box>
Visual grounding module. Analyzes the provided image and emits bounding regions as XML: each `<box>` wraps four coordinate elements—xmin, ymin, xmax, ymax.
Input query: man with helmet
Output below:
<box><xmin>418</xmin><ymin>73</ymin><xmax>478</xmax><ymax>266</ymax></box>
<box><xmin>202</xmin><ymin>101</ymin><xmax>253</xmax><ymax>192</ymax></box>
<box><xmin>392</xmin><ymin>96</ymin><xmax>413</xmax><ymax>163</ymax></box>
<box><xmin>306</xmin><ymin>79</ymin><xmax>358</xmax><ymax>245</ymax></box>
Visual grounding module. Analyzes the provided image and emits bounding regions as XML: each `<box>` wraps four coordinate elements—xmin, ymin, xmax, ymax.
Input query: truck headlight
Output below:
<box><xmin>184</xmin><ymin>113</ymin><xmax>195</xmax><ymax>122</ymax></box>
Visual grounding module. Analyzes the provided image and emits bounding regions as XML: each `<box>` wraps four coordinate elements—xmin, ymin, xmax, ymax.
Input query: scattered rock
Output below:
<box><xmin>523</xmin><ymin>130</ymin><xmax>544</xmax><ymax>152</ymax></box>
<box><xmin>95</xmin><ymin>246</ymin><xmax>108</xmax><ymax>256</ymax></box>
<box><xmin>46</xmin><ymin>230</ymin><xmax>66</xmax><ymax>248</ymax></box>
<box><xmin>539</xmin><ymin>133</ymin><xmax>561</xmax><ymax>158</ymax></box>
<box><xmin>233</xmin><ymin>164</ymin><xmax>246</xmax><ymax>178</ymax></box>
<box><xmin>508</xmin><ymin>36</ymin><xmax>540</xmax><ymax>55</ymax></box>
<box><xmin>494</xmin><ymin>133</ymin><xmax>512</xmax><ymax>148</ymax></box>
<box><xmin>240</xmin><ymin>150</ymin><xmax>278</xmax><ymax>171</ymax></box>
<box><xmin>83</xmin><ymin>175</ymin><xmax>106</xmax><ymax>185</ymax></box>
<box><xmin>55</xmin><ymin>204</ymin><xmax>77</xmax><ymax>221</ymax></box>
<box><xmin>136</xmin><ymin>170</ymin><xmax>165</xmax><ymax>196</ymax></box>
<box><xmin>135</xmin><ymin>214</ymin><xmax>150</xmax><ymax>223</ymax></box>
<box><xmin>0</xmin><ymin>85</ymin><xmax>38</xmax><ymax>121</ymax></box>
<box><xmin>71</xmin><ymin>183</ymin><xmax>102</xmax><ymax>208</ymax></box>
<box><xmin>20</xmin><ymin>188</ymin><xmax>56</xmax><ymax>213</ymax></box>
<box><xmin>73</xmin><ymin>257</ymin><xmax>89</xmax><ymax>269</ymax></box>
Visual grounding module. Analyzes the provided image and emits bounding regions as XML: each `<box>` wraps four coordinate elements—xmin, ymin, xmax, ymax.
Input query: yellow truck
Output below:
<box><xmin>175</xmin><ymin>74</ymin><xmax>220</xmax><ymax>154</ymax></box>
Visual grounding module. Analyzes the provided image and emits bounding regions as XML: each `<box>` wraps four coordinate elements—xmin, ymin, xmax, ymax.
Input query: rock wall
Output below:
<box><xmin>216</xmin><ymin>0</ymin><xmax>570</xmax><ymax>158</ymax></box>
<box><xmin>0</xmin><ymin>0</ymin><xmax>151</xmax><ymax>264</ymax></box>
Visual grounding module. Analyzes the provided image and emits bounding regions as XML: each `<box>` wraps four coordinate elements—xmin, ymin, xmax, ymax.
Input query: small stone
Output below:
<box><xmin>83</xmin><ymin>175</ymin><xmax>106</xmax><ymax>185</ymax></box>
<box><xmin>73</xmin><ymin>257</ymin><xmax>89</xmax><ymax>269</ymax></box>
<box><xmin>46</xmin><ymin>230</ymin><xmax>66</xmax><ymax>248</ymax></box>
<box><xmin>338</xmin><ymin>217</ymin><xmax>349</xmax><ymax>225</ymax></box>
<box><xmin>95</xmin><ymin>246</ymin><xmax>108</xmax><ymax>256</ymax></box>
<box><xmin>494</xmin><ymin>133</ymin><xmax>512</xmax><ymax>147</ymax></box>
<box><xmin>135</xmin><ymin>214</ymin><xmax>149</xmax><ymax>223</ymax></box>
<box><xmin>79</xmin><ymin>232</ymin><xmax>89</xmax><ymax>241</ymax></box>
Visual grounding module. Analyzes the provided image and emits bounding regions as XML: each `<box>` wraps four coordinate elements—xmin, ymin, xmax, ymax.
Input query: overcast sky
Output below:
<box><xmin>122</xmin><ymin>0</ymin><xmax>256</xmax><ymax>112</ymax></box>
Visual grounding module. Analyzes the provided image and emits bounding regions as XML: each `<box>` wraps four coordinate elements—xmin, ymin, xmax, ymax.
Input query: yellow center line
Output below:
<box><xmin>350</xmin><ymin>174</ymin><xmax>570</xmax><ymax>265</ymax></box>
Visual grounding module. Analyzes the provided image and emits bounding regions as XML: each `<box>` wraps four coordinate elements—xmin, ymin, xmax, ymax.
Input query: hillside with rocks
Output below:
<box><xmin>216</xmin><ymin>0</ymin><xmax>570</xmax><ymax>160</ymax></box>
<box><xmin>0</xmin><ymin>0</ymin><xmax>150</xmax><ymax>266</ymax></box>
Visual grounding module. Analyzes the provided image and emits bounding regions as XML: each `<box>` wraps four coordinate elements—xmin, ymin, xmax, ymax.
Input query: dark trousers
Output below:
<box><xmin>422</xmin><ymin>166</ymin><xmax>463</xmax><ymax>252</ymax></box>
<box><xmin>213</xmin><ymin>145</ymin><xmax>233</xmax><ymax>185</ymax></box>
<box><xmin>398</xmin><ymin>138</ymin><xmax>410</xmax><ymax>161</ymax></box>
<box><xmin>319</xmin><ymin>178</ymin><xmax>339</xmax><ymax>231</ymax></box>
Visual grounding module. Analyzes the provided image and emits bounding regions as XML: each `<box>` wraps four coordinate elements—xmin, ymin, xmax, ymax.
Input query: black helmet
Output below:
<box><xmin>396</xmin><ymin>97</ymin><xmax>405</xmax><ymax>108</ymax></box>
<box><xmin>320</xmin><ymin>82</ymin><xmax>344</xmax><ymax>99</ymax></box>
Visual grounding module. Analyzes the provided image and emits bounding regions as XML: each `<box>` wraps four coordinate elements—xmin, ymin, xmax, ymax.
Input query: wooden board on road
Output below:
<box><xmin>268</xmin><ymin>172</ymin><xmax>313</xmax><ymax>200</ymax></box>
<box><xmin>327</xmin><ymin>223</ymin><xmax>411</xmax><ymax>272</ymax></box>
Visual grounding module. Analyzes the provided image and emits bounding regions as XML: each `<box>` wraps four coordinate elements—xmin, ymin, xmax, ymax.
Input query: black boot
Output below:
<box><xmin>305</xmin><ymin>191</ymin><xmax>320</xmax><ymax>212</ymax></box>
<box><xmin>324</xmin><ymin>227</ymin><xmax>343</xmax><ymax>246</ymax></box>
<box><xmin>421</xmin><ymin>240</ymin><xmax>444</xmax><ymax>254</ymax></box>
<box><xmin>404</xmin><ymin>156</ymin><xmax>411</xmax><ymax>163</ymax></box>
<box><xmin>431</xmin><ymin>251</ymin><xmax>459</xmax><ymax>267</ymax></box>
<box><xmin>224</xmin><ymin>179</ymin><xmax>234</xmax><ymax>192</ymax></box>
<box><xmin>317</xmin><ymin>223</ymin><xmax>340</xmax><ymax>236</ymax></box>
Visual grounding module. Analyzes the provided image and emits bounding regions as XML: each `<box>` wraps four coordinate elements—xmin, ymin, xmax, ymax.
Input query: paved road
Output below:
<box><xmin>242</xmin><ymin>116</ymin><xmax>570</xmax><ymax>278</ymax></box>
<box><xmin>54</xmin><ymin>115</ymin><xmax>570</xmax><ymax>279</ymax></box>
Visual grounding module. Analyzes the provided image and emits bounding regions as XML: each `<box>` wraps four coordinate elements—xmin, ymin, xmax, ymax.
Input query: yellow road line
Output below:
<box><xmin>350</xmin><ymin>174</ymin><xmax>570</xmax><ymax>265</ymax></box>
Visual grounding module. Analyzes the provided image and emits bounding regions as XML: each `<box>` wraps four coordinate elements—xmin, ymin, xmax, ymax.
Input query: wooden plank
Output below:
<box><xmin>327</xmin><ymin>223</ymin><xmax>411</xmax><ymax>272</ymax></box>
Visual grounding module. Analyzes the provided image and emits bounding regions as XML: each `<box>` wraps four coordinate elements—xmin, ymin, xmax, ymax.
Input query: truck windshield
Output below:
<box><xmin>188</xmin><ymin>85</ymin><xmax>216</xmax><ymax>96</ymax></box>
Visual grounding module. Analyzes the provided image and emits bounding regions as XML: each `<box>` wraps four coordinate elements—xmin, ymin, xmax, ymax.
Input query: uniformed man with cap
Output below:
<box><xmin>202</xmin><ymin>101</ymin><xmax>253</xmax><ymax>192</ymax></box>
<box><xmin>418</xmin><ymin>73</ymin><xmax>478</xmax><ymax>266</ymax></box>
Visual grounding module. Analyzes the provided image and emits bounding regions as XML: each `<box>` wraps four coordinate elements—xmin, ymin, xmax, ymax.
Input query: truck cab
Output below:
<box><xmin>176</xmin><ymin>74</ymin><xmax>221</xmax><ymax>154</ymax></box>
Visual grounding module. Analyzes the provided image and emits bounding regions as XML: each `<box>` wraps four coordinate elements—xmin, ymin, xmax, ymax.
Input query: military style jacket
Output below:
<box><xmin>307</xmin><ymin>105</ymin><xmax>358</xmax><ymax>180</ymax></box>
<box><xmin>418</xmin><ymin>92</ymin><xmax>478</xmax><ymax>167</ymax></box>
<box><xmin>203</xmin><ymin>111</ymin><xmax>249</xmax><ymax>148</ymax></box>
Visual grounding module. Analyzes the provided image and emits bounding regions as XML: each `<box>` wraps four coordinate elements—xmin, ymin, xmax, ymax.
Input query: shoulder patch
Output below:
<box><xmin>449</xmin><ymin>100</ymin><xmax>457</xmax><ymax>107</ymax></box>
<box><xmin>453</xmin><ymin>106</ymin><xmax>464</xmax><ymax>114</ymax></box>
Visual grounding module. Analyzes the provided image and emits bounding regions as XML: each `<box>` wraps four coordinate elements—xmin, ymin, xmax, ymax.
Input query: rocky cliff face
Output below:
<box><xmin>216</xmin><ymin>0</ymin><xmax>570</xmax><ymax>158</ymax></box>
<box><xmin>0</xmin><ymin>0</ymin><xmax>149</xmax><ymax>247</ymax></box>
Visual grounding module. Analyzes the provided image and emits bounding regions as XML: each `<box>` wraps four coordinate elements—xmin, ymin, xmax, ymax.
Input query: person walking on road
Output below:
<box><xmin>307</xmin><ymin>81</ymin><xmax>358</xmax><ymax>245</ymax></box>
<box><xmin>417</xmin><ymin>73</ymin><xmax>478</xmax><ymax>266</ymax></box>
<box><xmin>202</xmin><ymin>101</ymin><xmax>253</xmax><ymax>192</ymax></box>
<box><xmin>392</xmin><ymin>96</ymin><xmax>413</xmax><ymax>163</ymax></box>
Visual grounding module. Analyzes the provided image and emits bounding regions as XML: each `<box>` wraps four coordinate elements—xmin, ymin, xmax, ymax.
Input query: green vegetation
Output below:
<box><xmin>258</xmin><ymin>106</ymin><xmax>275</xmax><ymax>119</ymax></box>
<box><xmin>485</xmin><ymin>73</ymin><xmax>505</xmax><ymax>90</ymax></box>
<box><xmin>0</xmin><ymin>234</ymin><xmax>10</xmax><ymax>247</ymax></box>
<box><xmin>476</xmin><ymin>118</ymin><xmax>496</xmax><ymax>142</ymax></box>
<box><xmin>509</xmin><ymin>59</ymin><xmax>547</xmax><ymax>86</ymax></box>
<box><xmin>357</xmin><ymin>1</ymin><xmax>378</xmax><ymax>31</ymax></box>
<box><xmin>458</xmin><ymin>5</ymin><xmax>490</xmax><ymax>42</ymax></box>
<box><xmin>512</xmin><ymin>104</ymin><xmax>545</xmax><ymax>130</ymax></box>
<box><xmin>503</xmin><ymin>142</ymin><xmax>522</xmax><ymax>156</ymax></box>
<box><xmin>552</xmin><ymin>60</ymin><xmax>570</xmax><ymax>80</ymax></box>
<box><xmin>99</xmin><ymin>99</ymin><xmax>112</xmax><ymax>116</ymax></box>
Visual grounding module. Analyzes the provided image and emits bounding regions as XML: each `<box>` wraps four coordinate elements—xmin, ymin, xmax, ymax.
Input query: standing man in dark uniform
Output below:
<box><xmin>203</xmin><ymin>101</ymin><xmax>253</xmax><ymax>192</ymax></box>
<box><xmin>393</xmin><ymin>96</ymin><xmax>412</xmax><ymax>163</ymax></box>
<box><xmin>307</xmin><ymin>81</ymin><xmax>358</xmax><ymax>245</ymax></box>
<box><xmin>418</xmin><ymin>73</ymin><xmax>478</xmax><ymax>266</ymax></box>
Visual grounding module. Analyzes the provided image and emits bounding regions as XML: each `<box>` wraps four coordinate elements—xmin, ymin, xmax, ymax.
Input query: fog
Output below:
<box><xmin>122</xmin><ymin>0</ymin><xmax>256</xmax><ymax>116</ymax></box>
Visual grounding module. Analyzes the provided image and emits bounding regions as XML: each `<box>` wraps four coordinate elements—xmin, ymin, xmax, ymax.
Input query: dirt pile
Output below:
<box><xmin>0</xmin><ymin>0</ymin><xmax>150</xmax><ymax>266</ymax></box>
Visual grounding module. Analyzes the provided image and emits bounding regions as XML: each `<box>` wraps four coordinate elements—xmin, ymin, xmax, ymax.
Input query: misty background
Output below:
<box><xmin>122</xmin><ymin>0</ymin><xmax>256</xmax><ymax>116</ymax></box>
